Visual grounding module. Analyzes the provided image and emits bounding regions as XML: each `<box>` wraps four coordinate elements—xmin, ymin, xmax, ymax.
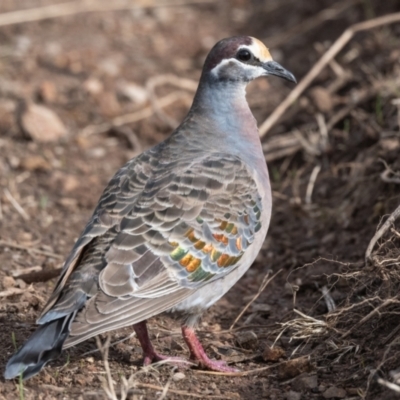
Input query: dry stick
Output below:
<box><xmin>392</xmin><ymin>98</ymin><xmax>400</xmax><ymax>129</ymax></box>
<box><xmin>0</xmin><ymin>239</ymin><xmax>63</xmax><ymax>259</ymax></box>
<box><xmin>305</xmin><ymin>164</ymin><xmax>321</xmax><ymax>205</ymax></box>
<box><xmin>82</xmin><ymin>91</ymin><xmax>191</xmax><ymax>136</ymax></box>
<box><xmin>136</xmin><ymin>383</ymin><xmax>239</xmax><ymax>399</ymax></box>
<box><xmin>194</xmin><ymin>360</ymin><xmax>288</xmax><ymax>377</ymax></box>
<box><xmin>146</xmin><ymin>74</ymin><xmax>197</xmax><ymax>129</ymax></box>
<box><xmin>377</xmin><ymin>379</ymin><xmax>400</xmax><ymax>394</ymax></box>
<box><xmin>264</xmin><ymin>0</ymin><xmax>361</xmax><ymax>49</ymax></box>
<box><xmin>0</xmin><ymin>0</ymin><xmax>213</xmax><ymax>28</ymax></box>
<box><xmin>0</xmin><ymin>286</ymin><xmax>33</xmax><ymax>298</ymax></box>
<box><xmin>340</xmin><ymin>298</ymin><xmax>400</xmax><ymax>339</ymax></box>
<box><xmin>229</xmin><ymin>269</ymin><xmax>282</xmax><ymax>331</ymax></box>
<box><xmin>4</xmin><ymin>188</ymin><xmax>29</xmax><ymax>220</ymax></box>
<box><xmin>96</xmin><ymin>335</ymin><xmax>117</xmax><ymax>400</ymax></box>
<box><xmin>380</xmin><ymin>159</ymin><xmax>400</xmax><ymax>185</ymax></box>
<box><xmin>259</xmin><ymin>12</ymin><xmax>400</xmax><ymax>137</ymax></box>
<box><xmin>365</xmin><ymin>204</ymin><xmax>400</xmax><ymax>261</ymax></box>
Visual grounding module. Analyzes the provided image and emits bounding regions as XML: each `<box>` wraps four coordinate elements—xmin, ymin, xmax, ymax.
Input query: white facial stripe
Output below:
<box><xmin>210</xmin><ymin>58</ymin><xmax>265</xmax><ymax>80</ymax></box>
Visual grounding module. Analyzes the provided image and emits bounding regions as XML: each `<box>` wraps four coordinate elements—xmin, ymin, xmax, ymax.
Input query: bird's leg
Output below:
<box><xmin>181</xmin><ymin>325</ymin><xmax>239</xmax><ymax>372</ymax></box>
<box><xmin>133</xmin><ymin>321</ymin><xmax>189</xmax><ymax>367</ymax></box>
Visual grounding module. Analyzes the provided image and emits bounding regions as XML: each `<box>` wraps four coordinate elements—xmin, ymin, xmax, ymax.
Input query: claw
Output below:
<box><xmin>133</xmin><ymin>321</ymin><xmax>239</xmax><ymax>373</ymax></box>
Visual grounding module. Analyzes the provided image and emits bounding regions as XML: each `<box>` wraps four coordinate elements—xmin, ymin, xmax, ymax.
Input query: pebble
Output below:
<box><xmin>20</xmin><ymin>103</ymin><xmax>67</xmax><ymax>142</ymax></box>
<box><xmin>323</xmin><ymin>386</ymin><xmax>346</xmax><ymax>399</ymax></box>
<box><xmin>235</xmin><ymin>330</ymin><xmax>258</xmax><ymax>350</ymax></box>
<box><xmin>285</xmin><ymin>390</ymin><xmax>301</xmax><ymax>400</ymax></box>
<box><xmin>263</xmin><ymin>344</ymin><xmax>285</xmax><ymax>362</ymax></box>
<box><xmin>172</xmin><ymin>372</ymin><xmax>186</xmax><ymax>382</ymax></box>
<box><xmin>2</xmin><ymin>276</ymin><xmax>16</xmax><ymax>289</ymax></box>
<box><xmin>294</xmin><ymin>373</ymin><xmax>318</xmax><ymax>390</ymax></box>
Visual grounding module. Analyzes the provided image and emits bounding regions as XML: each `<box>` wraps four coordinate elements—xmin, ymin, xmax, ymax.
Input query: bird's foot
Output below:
<box><xmin>133</xmin><ymin>321</ymin><xmax>192</xmax><ymax>368</ymax></box>
<box><xmin>182</xmin><ymin>325</ymin><xmax>239</xmax><ymax>373</ymax></box>
<box><xmin>191</xmin><ymin>355</ymin><xmax>239</xmax><ymax>373</ymax></box>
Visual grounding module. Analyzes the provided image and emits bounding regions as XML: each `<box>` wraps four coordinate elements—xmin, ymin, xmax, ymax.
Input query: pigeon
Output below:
<box><xmin>4</xmin><ymin>36</ymin><xmax>296</xmax><ymax>379</ymax></box>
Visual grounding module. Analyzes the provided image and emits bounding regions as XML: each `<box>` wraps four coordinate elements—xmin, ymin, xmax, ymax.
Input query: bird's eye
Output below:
<box><xmin>237</xmin><ymin>49</ymin><xmax>252</xmax><ymax>62</ymax></box>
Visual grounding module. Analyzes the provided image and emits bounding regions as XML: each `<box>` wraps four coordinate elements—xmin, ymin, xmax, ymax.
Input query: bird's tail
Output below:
<box><xmin>4</xmin><ymin>313</ymin><xmax>75</xmax><ymax>380</ymax></box>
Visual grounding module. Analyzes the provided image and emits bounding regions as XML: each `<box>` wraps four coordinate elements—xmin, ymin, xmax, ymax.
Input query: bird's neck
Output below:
<box><xmin>185</xmin><ymin>77</ymin><xmax>263</xmax><ymax>164</ymax></box>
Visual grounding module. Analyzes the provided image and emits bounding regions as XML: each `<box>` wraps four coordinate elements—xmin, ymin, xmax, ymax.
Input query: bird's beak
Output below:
<box><xmin>262</xmin><ymin>60</ymin><xmax>296</xmax><ymax>83</ymax></box>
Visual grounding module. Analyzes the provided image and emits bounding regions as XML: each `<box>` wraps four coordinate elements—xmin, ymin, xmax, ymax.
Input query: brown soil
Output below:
<box><xmin>1</xmin><ymin>1</ymin><xmax>400</xmax><ymax>399</ymax></box>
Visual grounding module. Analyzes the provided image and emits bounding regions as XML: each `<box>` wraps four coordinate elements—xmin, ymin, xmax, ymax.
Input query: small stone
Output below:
<box><xmin>62</xmin><ymin>175</ymin><xmax>80</xmax><ymax>192</ymax></box>
<box><xmin>98</xmin><ymin>92</ymin><xmax>120</xmax><ymax>117</ymax></box>
<box><xmin>98</xmin><ymin>58</ymin><xmax>120</xmax><ymax>77</ymax></box>
<box><xmin>235</xmin><ymin>331</ymin><xmax>258</xmax><ymax>350</ymax></box>
<box><xmin>21</xmin><ymin>291</ymin><xmax>39</xmax><ymax>307</ymax></box>
<box><xmin>2</xmin><ymin>276</ymin><xmax>16</xmax><ymax>289</ymax></box>
<box><xmin>285</xmin><ymin>390</ymin><xmax>301</xmax><ymax>400</ymax></box>
<box><xmin>15</xmin><ymin>279</ymin><xmax>27</xmax><ymax>289</ymax></box>
<box><xmin>251</xmin><ymin>303</ymin><xmax>272</xmax><ymax>314</ymax></box>
<box><xmin>172</xmin><ymin>372</ymin><xmax>186</xmax><ymax>381</ymax></box>
<box><xmin>20</xmin><ymin>156</ymin><xmax>51</xmax><ymax>171</ymax></box>
<box><xmin>83</xmin><ymin>78</ymin><xmax>104</xmax><ymax>96</ymax></box>
<box><xmin>323</xmin><ymin>386</ymin><xmax>346</xmax><ymax>399</ymax></box>
<box><xmin>117</xmin><ymin>81</ymin><xmax>148</xmax><ymax>104</ymax></box>
<box><xmin>87</xmin><ymin>147</ymin><xmax>106</xmax><ymax>158</ymax></box>
<box><xmin>295</xmin><ymin>373</ymin><xmax>318</xmax><ymax>390</ymax></box>
<box><xmin>39</xmin><ymin>81</ymin><xmax>57</xmax><ymax>103</ymax></box>
<box><xmin>86</xmin><ymin>357</ymin><xmax>94</xmax><ymax>363</ymax></box>
<box><xmin>20</xmin><ymin>103</ymin><xmax>67</xmax><ymax>142</ymax></box>
<box><xmin>263</xmin><ymin>344</ymin><xmax>285</xmax><ymax>362</ymax></box>
<box><xmin>278</xmin><ymin>356</ymin><xmax>313</xmax><ymax>380</ymax></box>
<box><xmin>309</xmin><ymin>86</ymin><xmax>333</xmax><ymax>113</ymax></box>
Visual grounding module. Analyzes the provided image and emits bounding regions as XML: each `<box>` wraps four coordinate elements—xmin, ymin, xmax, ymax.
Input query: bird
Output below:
<box><xmin>4</xmin><ymin>36</ymin><xmax>295</xmax><ymax>380</ymax></box>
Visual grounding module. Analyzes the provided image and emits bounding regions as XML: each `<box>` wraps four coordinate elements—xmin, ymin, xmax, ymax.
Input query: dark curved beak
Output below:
<box><xmin>263</xmin><ymin>60</ymin><xmax>296</xmax><ymax>83</ymax></box>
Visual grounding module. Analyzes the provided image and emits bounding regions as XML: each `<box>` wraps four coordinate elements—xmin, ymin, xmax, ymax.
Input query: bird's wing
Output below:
<box><xmin>38</xmin><ymin>149</ymin><xmax>263</xmax><ymax>347</ymax></box>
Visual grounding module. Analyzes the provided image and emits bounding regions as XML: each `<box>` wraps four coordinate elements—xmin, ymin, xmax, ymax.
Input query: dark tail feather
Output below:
<box><xmin>4</xmin><ymin>313</ymin><xmax>75</xmax><ymax>380</ymax></box>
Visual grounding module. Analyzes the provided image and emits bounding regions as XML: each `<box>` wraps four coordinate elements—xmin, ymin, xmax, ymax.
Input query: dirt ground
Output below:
<box><xmin>1</xmin><ymin>0</ymin><xmax>400</xmax><ymax>399</ymax></box>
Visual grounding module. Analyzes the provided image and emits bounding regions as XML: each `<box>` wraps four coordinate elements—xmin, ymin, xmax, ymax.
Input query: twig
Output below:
<box><xmin>0</xmin><ymin>286</ymin><xmax>34</xmax><ymax>298</ymax></box>
<box><xmin>365</xmin><ymin>204</ymin><xmax>400</xmax><ymax>261</ymax></box>
<box><xmin>4</xmin><ymin>188</ymin><xmax>30</xmax><ymax>220</ymax></box>
<box><xmin>392</xmin><ymin>98</ymin><xmax>400</xmax><ymax>130</ymax></box>
<box><xmin>321</xmin><ymin>285</ymin><xmax>336</xmax><ymax>312</ymax></box>
<box><xmin>325</xmin><ymin>80</ymin><xmax>396</xmax><ymax>131</ymax></box>
<box><xmin>81</xmin><ymin>331</ymin><xmax>136</xmax><ymax>357</ymax></box>
<box><xmin>81</xmin><ymin>91</ymin><xmax>191</xmax><ymax>136</ymax></box>
<box><xmin>380</xmin><ymin>159</ymin><xmax>400</xmax><ymax>184</ymax></box>
<box><xmin>229</xmin><ymin>269</ymin><xmax>282</xmax><ymax>330</ymax></box>
<box><xmin>305</xmin><ymin>165</ymin><xmax>321</xmax><ymax>205</ymax></box>
<box><xmin>0</xmin><ymin>0</ymin><xmax>213</xmax><ymax>28</ymax></box>
<box><xmin>194</xmin><ymin>360</ymin><xmax>288</xmax><ymax>376</ymax></box>
<box><xmin>136</xmin><ymin>382</ymin><xmax>239</xmax><ymax>398</ymax></box>
<box><xmin>259</xmin><ymin>12</ymin><xmax>400</xmax><ymax>137</ymax></box>
<box><xmin>341</xmin><ymin>298</ymin><xmax>400</xmax><ymax>339</ymax></box>
<box><xmin>377</xmin><ymin>378</ymin><xmax>400</xmax><ymax>394</ymax></box>
<box><xmin>96</xmin><ymin>335</ymin><xmax>117</xmax><ymax>400</ymax></box>
<box><xmin>146</xmin><ymin>74</ymin><xmax>197</xmax><ymax>129</ymax></box>
<box><xmin>158</xmin><ymin>368</ymin><xmax>176</xmax><ymax>400</ymax></box>
<box><xmin>0</xmin><ymin>240</ymin><xmax>63</xmax><ymax>259</ymax></box>
<box><xmin>316</xmin><ymin>113</ymin><xmax>328</xmax><ymax>150</ymax></box>
<box><xmin>264</xmin><ymin>0</ymin><xmax>361</xmax><ymax>49</ymax></box>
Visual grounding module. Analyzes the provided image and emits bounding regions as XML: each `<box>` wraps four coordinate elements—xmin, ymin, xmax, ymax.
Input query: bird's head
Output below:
<box><xmin>203</xmin><ymin>36</ymin><xmax>296</xmax><ymax>84</ymax></box>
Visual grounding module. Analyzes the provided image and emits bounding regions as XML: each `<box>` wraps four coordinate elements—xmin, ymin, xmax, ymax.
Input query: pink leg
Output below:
<box><xmin>133</xmin><ymin>321</ymin><xmax>189</xmax><ymax>367</ymax></box>
<box><xmin>181</xmin><ymin>325</ymin><xmax>239</xmax><ymax>372</ymax></box>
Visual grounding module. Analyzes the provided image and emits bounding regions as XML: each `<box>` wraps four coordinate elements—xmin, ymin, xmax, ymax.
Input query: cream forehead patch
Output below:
<box><xmin>247</xmin><ymin>37</ymin><xmax>272</xmax><ymax>62</ymax></box>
